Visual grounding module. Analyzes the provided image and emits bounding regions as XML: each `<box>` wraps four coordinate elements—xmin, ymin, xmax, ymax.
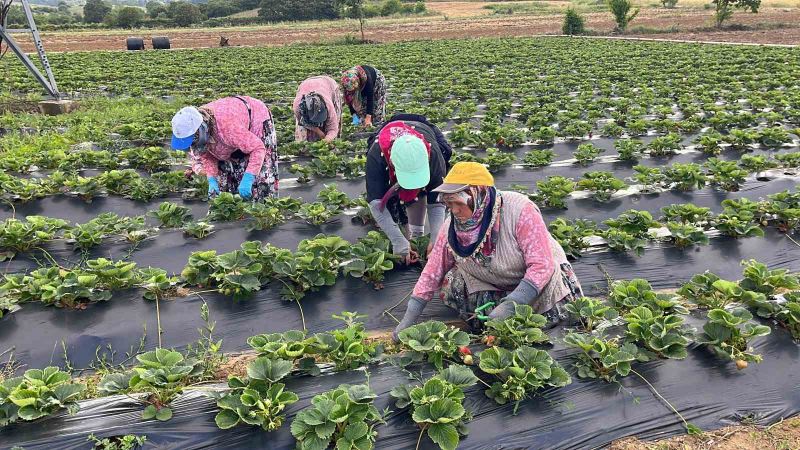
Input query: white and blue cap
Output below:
<box><xmin>171</xmin><ymin>106</ymin><xmax>203</xmax><ymax>150</ymax></box>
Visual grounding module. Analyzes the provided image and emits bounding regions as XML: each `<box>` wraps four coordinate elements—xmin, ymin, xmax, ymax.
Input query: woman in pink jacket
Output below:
<box><xmin>293</xmin><ymin>76</ymin><xmax>343</xmax><ymax>143</ymax></box>
<box><xmin>171</xmin><ymin>96</ymin><xmax>278</xmax><ymax>200</ymax></box>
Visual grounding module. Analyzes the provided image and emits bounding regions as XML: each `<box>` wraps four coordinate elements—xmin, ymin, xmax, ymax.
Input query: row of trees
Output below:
<box><xmin>562</xmin><ymin>0</ymin><xmax>761</xmax><ymax>35</ymax></box>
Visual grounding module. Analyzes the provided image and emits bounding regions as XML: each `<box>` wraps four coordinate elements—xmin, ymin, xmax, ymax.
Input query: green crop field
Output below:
<box><xmin>1</xmin><ymin>37</ymin><xmax>800</xmax><ymax>449</ymax></box>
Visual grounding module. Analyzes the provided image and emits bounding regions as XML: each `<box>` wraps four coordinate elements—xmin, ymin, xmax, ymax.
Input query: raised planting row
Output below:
<box><xmin>3</xmin><ymin>257</ymin><xmax>800</xmax><ymax>448</ymax></box>
<box><xmin>3</xmin><ymin>182</ymin><xmax>800</xmax><ymax>319</ymax></box>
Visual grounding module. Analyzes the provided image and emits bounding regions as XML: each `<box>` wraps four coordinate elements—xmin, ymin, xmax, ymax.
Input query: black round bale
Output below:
<box><xmin>152</xmin><ymin>37</ymin><xmax>171</xmax><ymax>50</ymax></box>
<box><xmin>126</xmin><ymin>37</ymin><xmax>145</xmax><ymax>51</ymax></box>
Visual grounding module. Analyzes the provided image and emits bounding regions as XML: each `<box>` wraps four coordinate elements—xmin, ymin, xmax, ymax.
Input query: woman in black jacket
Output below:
<box><xmin>341</xmin><ymin>65</ymin><xmax>387</xmax><ymax>128</ymax></box>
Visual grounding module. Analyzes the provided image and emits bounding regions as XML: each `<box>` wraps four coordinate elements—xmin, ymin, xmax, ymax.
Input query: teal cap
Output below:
<box><xmin>390</xmin><ymin>135</ymin><xmax>430</xmax><ymax>190</ymax></box>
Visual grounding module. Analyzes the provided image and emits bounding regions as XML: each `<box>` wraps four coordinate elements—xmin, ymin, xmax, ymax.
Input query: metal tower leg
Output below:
<box><xmin>0</xmin><ymin>0</ymin><xmax>60</xmax><ymax>98</ymax></box>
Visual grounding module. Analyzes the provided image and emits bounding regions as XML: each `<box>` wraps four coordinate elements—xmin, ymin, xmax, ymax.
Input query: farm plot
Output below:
<box><xmin>1</xmin><ymin>37</ymin><xmax>800</xmax><ymax>449</ymax></box>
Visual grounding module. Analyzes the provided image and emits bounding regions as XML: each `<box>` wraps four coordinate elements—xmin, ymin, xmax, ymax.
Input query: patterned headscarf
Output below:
<box><xmin>341</xmin><ymin>66</ymin><xmax>367</xmax><ymax>105</ymax></box>
<box><xmin>443</xmin><ymin>186</ymin><xmax>501</xmax><ymax>261</ymax></box>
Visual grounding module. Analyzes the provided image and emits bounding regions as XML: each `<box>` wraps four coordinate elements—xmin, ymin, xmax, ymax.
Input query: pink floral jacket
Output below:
<box><xmin>412</xmin><ymin>201</ymin><xmax>556</xmax><ymax>301</ymax></box>
<box><xmin>199</xmin><ymin>96</ymin><xmax>273</xmax><ymax>177</ymax></box>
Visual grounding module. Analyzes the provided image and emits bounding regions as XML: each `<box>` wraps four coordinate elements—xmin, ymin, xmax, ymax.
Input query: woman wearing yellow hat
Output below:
<box><xmin>394</xmin><ymin>162</ymin><xmax>583</xmax><ymax>338</ymax></box>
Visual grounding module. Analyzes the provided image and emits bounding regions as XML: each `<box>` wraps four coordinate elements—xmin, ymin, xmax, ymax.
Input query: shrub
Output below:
<box><xmin>607</xmin><ymin>0</ymin><xmax>639</xmax><ymax>32</ymax></box>
<box><xmin>562</xmin><ymin>8</ymin><xmax>585</xmax><ymax>35</ymax></box>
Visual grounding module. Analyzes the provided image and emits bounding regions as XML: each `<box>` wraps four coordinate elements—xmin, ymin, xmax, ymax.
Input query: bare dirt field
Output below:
<box><xmin>8</xmin><ymin>7</ymin><xmax>800</xmax><ymax>53</ymax></box>
<box><xmin>609</xmin><ymin>417</ymin><xmax>800</xmax><ymax>450</ymax></box>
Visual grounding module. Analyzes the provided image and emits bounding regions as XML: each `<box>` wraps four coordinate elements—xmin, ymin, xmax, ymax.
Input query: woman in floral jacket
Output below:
<box><xmin>393</xmin><ymin>162</ymin><xmax>583</xmax><ymax>338</ymax></box>
<box><xmin>171</xmin><ymin>96</ymin><xmax>278</xmax><ymax>200</ymax></box>
<box><xmin>341</xmin><ymin>65</ymin><xmax>387</xmax><ymax>128</ymax></box>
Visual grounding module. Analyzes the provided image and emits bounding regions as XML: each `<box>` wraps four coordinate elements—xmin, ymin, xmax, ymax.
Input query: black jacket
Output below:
<box><xmin>366</xmin><ymin>120</ymin><xmax>447</xmax><ymax>205</ymax></box>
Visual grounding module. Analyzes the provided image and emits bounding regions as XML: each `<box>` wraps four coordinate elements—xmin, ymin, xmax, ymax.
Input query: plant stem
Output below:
<box><xmin>155</xmin><ymin>295</ymin><xmax>163</xmax><ymax>348</ymax></box>
<box><xmin>383</xmin><ymin>289</ymin><xmax>412</xmax><ymax>317</ymax></box>
<box><xmin>415</xmin><ymin>426</ymin><xmax>426</xmax><ymax>450</ymax></box>
<box><xmin>630</xmin><ymin>368</ymin><xmax>692</xmax><ymax>430</ymax></box>
<box><xmin>296</xmin><ymin>298</ymin><xmax>307</xmax><ymax>332</ymax></box>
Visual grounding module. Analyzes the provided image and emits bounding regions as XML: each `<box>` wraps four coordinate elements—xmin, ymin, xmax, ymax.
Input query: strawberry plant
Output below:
<box><xmin>479</xmin><ymin>346</ymin><xmax>570</xmax><ymax>412</ymax></box>
<box><xmin>390</xmin><ymin>365</ymin><xmax>478</xmax><ymax>450</ymax></box>
<box><xmin>183</xmin><ymin>221</ymin><xmax>215</xmax><ymax>239</ymax></box>
<box><xmin>604</xmin><ymin>209</ymin><xmax>659</xmax><ymax>238</ymax></box>
<box><xmin>483</xmin><ymin>148</ymin><xmax>516</xmax><ymax>172</ymax></box>
<box><xmin>211</xmin><ymin>357</ymin><xmax>298</xmax><ymax>431</ymax></box>
<box><xmin>660</xmin><ymin>203</ymin><xmax>712</xmax><ymax>226</ymax></box>
<box><xmin>398</xmin><ymin>320</ymin><xmax>470</xmax><ymax>370</ymax></box>
<box><xmin>713</xmin><ymin>213</ymin><xmax>764</xmax><ymax>238</ymax></box>
<box><xmin>609</xmin><ymin>278</ymin><xmax>687</xmax><ymax>314</ymax></box>
<box><xmin>522</xmin><ymin>149</ymin><xmax>555</xmax><ymax>167</ymax></box>
<box><xmin>317</xmin><ymin>183</ymin><xmax>352</xmax><ymax>210</ymax></box>
<box><xmin>208</xmin><ymin>192</ymin><xmax>246</xmax><ymax>222</ymax></box>
<box><xmin>86</xmin><ymin>433</ymin><xmax>147</xmax><ymax>450</ymax></box>
<box><xmin>181</xmin><ymin>250</ymin><xmax>219</xmax><ymax>286</ymax></box>
<box><xmin>63</xmin><ymin>176</ymin><xmax>105</xmax><ymax>203</ymax></box>
<box><xmin>243</xmin><ymin>202</ymin><xmax>286</xmax><ymax>232</ymax></box>
<box><xmin>696</xmin><ymin>307</ymin><xmax>770</xmax><ymax>369</ymax></box>
<box><xmin>532</xmin><ymin>176</ymin><xmax>576</xmax><ymax>209</ymax></box>
<box><xmin>120</xmin><ymin>146</ymin><xmax>176</xmax><ymax>173</ymax></box>
<box><xmin>677</xmin><ymin>273</ymin><xmax>762</xmax><ymax>309</ymax></box>
<box><xmin>139</xmin><ymin>268</ymin><xmax>178</xmax><ymax>301</ymax></box>
<box><xmin>631</xmin><ymin>165</ymin><xmax>667</xmax><ymax>193</ymax></box>
<box><xmin>739</xmin><ymin>154</ymin><xmax>777</xmax><ymax>173</ymax></box>
<box><xmin>311</xmin><ymin>312</ymin><xmax>380</xmax><ymax>371</ymax></box>
<box><xmin>529</xmin><ymin>126</ymin><xmax>557</xmax><ymax>144</ymax></box>
<box><xmin>724</xmin><ymin>129</ymin><xmax>758</xmax><ymax>151</ymax></box>
<box><xmin>775</xmin><ymin>152</ymin><xmax>800</xmax><ymax>168</ymax></box>
<box><xmin>342</xmin><ymin>155</ymin><xmax>367</xmax><ymax>179</ymax></box>
<box><xmin>773</xmin><ymin>292</ymin><xmax>800</xmax><ymax>339</ymax></box>
<box><xmin>664</xmin><ymin>163</ymin><xmax>707</xmax><ymax>191</ymax></box>
<box><xmin>565</xmin><ymin>297</ymin><xmax>618</xmax><ymax>331</ymax></box>
<box><xmin>484</xmin><ymin>303</ymin><xmax>550</xmax><ymax>348</ymax></box>
<box><xmin>97</xmin><ymin>169</ymin><xmax>141</xmax><ymax>196</ymax></box>
<box><xmin>98</xmin><ymin>348</ymin><xmax>203</xmax><ymax>421</ymax></box>
<box><xmin>758</xmin><ymin>126</ymin><xmax>792</xmax><ymax>148</ymax></box>
<box><xmin>297</xmin><ymin>202</ymin><xmax>338</xmax><ymax>226</ymax></box>
<box><xmin>0</xmin><ymin>366</ymin><xmax>85</xmax><ymax>425</ymax></box>
<box><xmin>547</xmin><ymin>218</ymin><xmax>598</xmax><ymax>259</ymax></box>
<box><xmin>247</xmin><ymin>330</ymin><xmax>319</xmax><ymax>375</ymax></box>
<box><xmin>308</xmin><ymin>152</ymin><xmax>344</xmax><ymax>178</ymax></box>
<box><xmin>623</xmin><ymin>306</ymin><xmax>692</xmax><ymax>360</ymax></box>
<box><xmin>614</xmin><ymin>139</ymin><xmax>644</xmax><ymax>161</ymax></box>
<box><xmin>646</xmin><ymin>133</ymin><xmax>681</xmax><ymax>156</ymax></box>
<box><xmin>666</xmin><ymin>222</ymin><xmax>709</xmax><ymax>248</ymax></box>
<box><xmin>212</xmin><ymin>250</ymin><xmax>263</xmax><ymax>299</ymax></box>
<box><xmin>739</xmin><ymin>259</ymin><xmax>799</xmax><ymax>297</ymax></box>
<box><xmin>291</xmin><ymin>384</ymin><xmax>383</xmax><ymax>450</ymax></box>
<box><xmin>85</xmin><ymin>258</ymin><xmax>139</xmax><ymax>290</ymax></box>
<box><xmin>289</xmin><ymin>163</ymin><xmax>313</xmax><ymax>184</ymax></box>
<box><xmin>694</xmin><ymin>132</ymin><xmax>723</xmax><ymax>155</ymax></box>
<box><xmin>603</xmin><ymin>229</ymin><xmax>645</xmax><ymax>256</ymax></box>
<box><xmin>573</xmin><ymin>143</ymin><xmax>604</xmax><ymax>165</ymax></box>
<box><xmin>448</xmin><ymin>123</ymin><xmax>478</xmax><ymax>148</ymax></box>
<box><xmin>150</xmin><ymin>202</ymin><xmax>192</xmax><ymax>228</ymax></box>
<box><xmin>563</xmin><ymin>333</ymin><xmax>642</xmax><ymax>382</ymax></box>
<box><xmin>577</xmin><ymin>171</ymin><xmax>627</xmax><ymax>202</ymax></box>
<box><xmin>343</xmin><ymin>231</ymin><xmax>398</xmax><ymax>288</ymax></box>
<box><xmin>0</xmin><ymin>216</ymin><xmax>68</xmax><ymax>258</ymax></box>
<box><xmin>705</xmin><ymin>158</ymin><xmax>748</xmax><ymax>192</ymax></box>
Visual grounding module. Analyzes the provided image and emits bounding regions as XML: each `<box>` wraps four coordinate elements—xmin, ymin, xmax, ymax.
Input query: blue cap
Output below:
<box><xmin>171</xmin><ymin>134</ymin><xmax>195</xmax><ymax>151</ymax></box>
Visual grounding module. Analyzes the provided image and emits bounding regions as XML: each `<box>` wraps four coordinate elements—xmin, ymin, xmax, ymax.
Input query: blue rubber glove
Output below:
<box><xmin>207</xmin><ymin>176</ymin><xmax>220</xmax><ymax>196</ymax></box>
<box><xmin>238</xmin><ymin>172</ymin><xmax>256</xmax><ymax>200</ymax></box>
<box><xmin>352</xmin><ymin>115</ymin><xmax>361</xmax><ymax>125</ymax></box>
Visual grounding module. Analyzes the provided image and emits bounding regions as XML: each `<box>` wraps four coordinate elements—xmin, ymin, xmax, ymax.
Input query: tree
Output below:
<box><xmin>115</xmin><ymin>6</ymin><xmax>144</xmax><ymax>27</ymax></box>
<box><xmin>258</xmin><ymin>0</ymin><xmax>337</xmax><ymax>22</ymax></box>
<box><xmin>562</xmin><ymin>8</ymin><xmax>585</xmax><ymax>35</ymax></box>
<box><xmin>167</xmin><ymin>1</ymin><xmax>205</xmax><ymax>26</ymax></box>
<box><xmin>146</xmin><ymin>0</ymin><xmax>167</xmax><ymax>18</ymax></box>
<box><xmin>205</xmin><ymin>0</ymin><xmax>238</xmax><ymax>18</ymax></box>
<box><xmin>661</xmin><ymin>0</ymin><xmax>678</xmax><ymax>8</ymax></box>
<box><xmin>712</xmin><ymin>0</ymin><xmax>760</xmax><ymax>28</ymax></box>
<box><xmin>336</xmin><ymin>0</ymin><xmax>366</xmax><ymax>42</ymax></box>
<box><xmin>607</xmin><ymin>0</ymin><xmax>638</xmax><ymax>32</ymax></box>
<box><xmin>83</xmin><ymin>0</ymin><xmax>112</xmax><ymax>23</ymax></box>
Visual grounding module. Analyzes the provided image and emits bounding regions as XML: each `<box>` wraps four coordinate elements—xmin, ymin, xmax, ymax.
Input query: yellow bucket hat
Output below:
<box><xmin>433</xmin><ymin>162</ymin><xmax>494</xmax><ymax>194</ymax></box>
